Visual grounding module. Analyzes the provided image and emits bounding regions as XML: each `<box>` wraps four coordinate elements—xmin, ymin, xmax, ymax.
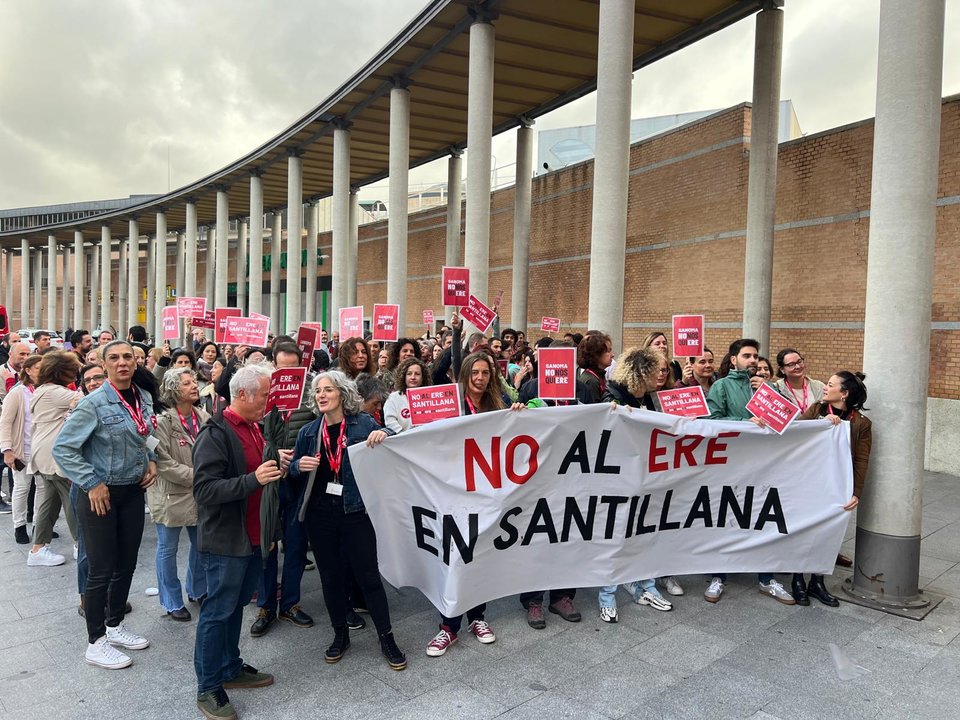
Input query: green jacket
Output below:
<box><xmin>707</xmin><ymin>370</ymin><xmax>754</xmax><ymax>420</ymax></box>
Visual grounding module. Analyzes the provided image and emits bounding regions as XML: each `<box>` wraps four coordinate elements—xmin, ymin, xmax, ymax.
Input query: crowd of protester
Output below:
<box><xmin>0</xmin><ymin>315</ymin><xmax>870</xmax><ymax>720</ymax></box>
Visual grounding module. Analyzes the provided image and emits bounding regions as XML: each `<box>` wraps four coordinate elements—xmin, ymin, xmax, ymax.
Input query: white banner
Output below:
<box><xmin>350</xmin><ymin>404</ymin><xmax>852</xmax><ymax>617</ymax></box>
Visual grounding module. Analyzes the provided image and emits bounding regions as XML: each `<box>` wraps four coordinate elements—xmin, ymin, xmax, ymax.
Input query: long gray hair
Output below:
<box><xmin>159</xmin><ymin>367</ymin><xmax>197</xmax><ymax>406</ymax></box>
<box><xmin>309</xmin><ymin>370</ymin><xmax>362</xmax><ymax>415</ymax></box>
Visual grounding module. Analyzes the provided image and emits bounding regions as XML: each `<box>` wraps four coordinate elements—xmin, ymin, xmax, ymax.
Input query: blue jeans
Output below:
<box><xmin>714</xmin><ymin>573</ymin><xmax>774</xmax><ymax>584</ymax></box>
<box><xmin>257</xmin><ymin>483</ymin><xmax>306</xmax><ymax>614</ymax></box>
<box><xmin>156</xmin><ymin>524</ymin><xmax>206</xmax><ymax>612</ymax></box>
<box><xmin>69</xmin><ymin>483</ymin><xmax>88</xmax><ymax>595</ymax></box>
<box><xmin>194</xmin><ymin>551</ymin><xmax>262</xmax><ymax>695</ymax></box>
<box><xmin>599</xmin><ymin>579</ymin><xmax>654</xmax><ymax>609</ymax></box>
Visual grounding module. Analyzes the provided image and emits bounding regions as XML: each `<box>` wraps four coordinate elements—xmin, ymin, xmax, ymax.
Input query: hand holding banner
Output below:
<box><xmin>442</xmin><ymin>266</ymin><xmax>470</xmax><ymax>306</ymax></box>
<box><xmin>673</xmin><ymin>315</ymin><xmax>704</xmax><ymax>356</ymax></box>
<box><xmin>746</xmin><ymin>383</ymin><xmax>801</xmax><ymax>434</ymax></box>
<box><xmin>406</xmin><ymin>383</ymin><xmax>462</xmax><ymax>425</ymax></box>
<box><xmin>373</xmin><ymin>304</ymin><xmax>400</xmax><ymax>342</ymax></box>
<box><xmin>460</xmin><ymin>294</ymin><xmax>497</xmax><ymax>334</ymax></box>
<box><xmin>537</xmin><ymin>346</ymin><xmax>577</xmax><ymax>400</ymax></box>
<box><xmin>339</xmin><ymin>306</ymin><xmax>364</xmax><ymax>337</ymax></box>
<box><xmin>265</xmin><ymin>366</ymin><xmax>307</xmax><ymax>414</ymax></box>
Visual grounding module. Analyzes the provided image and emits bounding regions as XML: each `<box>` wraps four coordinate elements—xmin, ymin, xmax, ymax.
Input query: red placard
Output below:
<box><xmin>497</xmin><ymin>359</ymin><xmax>508</xmax><ymax>377</ymax></box>
<box><xmin>442</xmin><ymin>266</ymin><xmax>470</xmax><ymax>306</ymax></box>
<box><xmin>372</xmin><ymin>304</ymin><xmax>400</xmax><ymax>343</ymax></box>
<box><xmin>746</xmin><ymin>382</ymin><xmax>801</xmax><ymax>435</ymax></box>
<box><xmin>655</xmin><ymin>386</ymin><xmax>710</xmax><ymax>417</ymax></box>
<box><xmin>422</xmin><ymin>310</ymin><xmax>434</xmax><ymax>326</ymax></box>
<box><xmin>176</xmin><ymin>296</ymin><xmax>207</xmax><ymax>321</ymax></box>
<box><xmin>338</xmin><ymin>306</ymin><xmax>364</xmax><ymax>338</ymax></box>
<box><xmin>300</xmin><ymin>322</ymin><xmax>322</xmax><ymax>333</ymax></box>
<box><xmin>537</xmin><ymin>347</ymin><xmax>577</xmax><ymax>401</ymax></box>
<box><xmin>214</xmin><ymin>308</ymin><xmax>243</xmax><ymax>343</ymax></box>
<box><xmin>460</xmin><ymin>294</ymin><xmax>497</xmax><ymax>334</ymax></box>
<box><xmin>540</xmin><ymin>317</ymin><xmax>561</xmax><ymax>333</ymax></box>
<box><xmin>161</xmin><ymin>306</ymin><xmax>180</xmax><ymax>341</ymax></box>
<box><xmin>265</xmin><ymin>366</ymin><xmax>307</xmax><ymax>414</ymax></box>
<box><xmin>673</xmin><ymin>315</ymin><xmax>704</xmax><ymax>356</ymax></box>
<box><xmin>223</xmin><ymin>316</ymin><xmax>270</xmax><ymax>346</ymax></box>
<box><xmin>407</xmin><ymin>383</ymin><xmax>462</xmax><ymax>426</ymax></box>
<box><xmin>192</xmin><ymin>310</ymin><xmax>216</xmax><ymax>330</ymax></box>
<box><xmin>296</xmin><ymin>325</ymin><xmax>319</xmax><ymax>369</ymax></box>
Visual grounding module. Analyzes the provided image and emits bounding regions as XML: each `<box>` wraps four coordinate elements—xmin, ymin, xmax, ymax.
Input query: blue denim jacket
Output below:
<box><xmin>53</xmin><ymin>383</ymin><xmax>158</xmax><ymax>492</ymax></box>
<box><xmin>289</xmin><ymin>412</ymin><xmax>391</xmax><ymax>514</ymax></box>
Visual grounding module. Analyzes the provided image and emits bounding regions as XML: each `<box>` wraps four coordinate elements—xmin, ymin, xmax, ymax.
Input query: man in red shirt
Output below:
<box><xmin>192</xmin><ymin>362</ymin><xmax>291</xmax><ymax>720</ymax></box>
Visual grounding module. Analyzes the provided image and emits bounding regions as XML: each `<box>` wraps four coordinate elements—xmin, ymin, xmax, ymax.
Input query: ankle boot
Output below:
<box><xmin>807</xmin><ymin>575</ymin><xmax>839</xmax><ymax>607</ymax></box>
<box><xmin>325</xmin><ymin>626</ymin><xmax>350</xmax><ymax>663</ymax></box>
<box><xmin>379</xmin><ymin>631</ymin><xmax>407</xmax><ymax>671</ymax></box>
<box><xmin>791</xmin><ymin>574</ymin><xmax>809</xmax><ymax>606</ymax></box>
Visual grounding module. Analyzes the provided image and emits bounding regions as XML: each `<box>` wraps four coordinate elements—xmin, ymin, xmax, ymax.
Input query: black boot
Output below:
<box><xmin>807</xmin><ymin>574</ymin><xmax>839</xmax><ymax>607</ymax></box>
<box><xmin>325</xmin><ymin>626</ymin><xmax>350</xmax><ymax>664</ymax></box>
<box><xmin>379</xmin><ymin>631</ymin><xmax>407</xmax><ymax>671</ymax></box>
<box><xmin>791</xmin><ymin>574</ymin><xmax>809</xmax><ymax>606</ymax></box>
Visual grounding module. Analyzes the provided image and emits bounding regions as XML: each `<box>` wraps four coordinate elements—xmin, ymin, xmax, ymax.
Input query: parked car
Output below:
<box><xmin>16</xmin><ymin>328</ymin><xmax>65</xmax><ymax>352</ymax></box>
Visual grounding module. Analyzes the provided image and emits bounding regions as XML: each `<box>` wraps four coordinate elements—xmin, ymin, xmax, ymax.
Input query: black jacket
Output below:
<box><xmin>601</xmin><ymin>380</ymin><xmax>654</xmax><ymax>410</ymax></box>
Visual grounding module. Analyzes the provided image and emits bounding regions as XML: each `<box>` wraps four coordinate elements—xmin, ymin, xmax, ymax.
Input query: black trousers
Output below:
<box><xmin>304</xmin><ymin>496</ymin><xmax>392</xmax><ymax>635</ymax></box>
<box><xmin>75</xmin><ymin>484</ymin><xmax>145</xmax><ymax>643</ymax></box>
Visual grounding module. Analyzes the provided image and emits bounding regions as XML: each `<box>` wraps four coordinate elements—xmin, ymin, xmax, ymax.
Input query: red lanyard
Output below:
<box><xmin>585</xmin><ymin>368</ymin><xmax>607</xmax><ymax>396</ymax></box>
<box><xmin>465</xmin><ymin>396</ymin><xmax>478</xmax><ymax>415</ymax></box>
<box><xmin>785</xmin><ymin>378</ymin><xmax>809</xmax><ymax>413</ymax></box>
<box><xmin>177</xmin><ymin>408</ymin><xmax>199</xmax><ymax>440</ymax></box>
<box><xmin>320</xmin><ymin>419</ymin><xmax>347</xmax><ymax>480</ymax></box>
<box><xmin>109</xmin><ymin>381</ymin><xmax>149</xmax><ymax>436</ymax></box>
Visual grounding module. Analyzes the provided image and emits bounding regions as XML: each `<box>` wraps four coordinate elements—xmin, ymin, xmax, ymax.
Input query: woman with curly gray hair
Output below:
<box><xmin>148</xmin><ymin>367</ymin><xmax>211</xmax><ymax>621</ymax></box>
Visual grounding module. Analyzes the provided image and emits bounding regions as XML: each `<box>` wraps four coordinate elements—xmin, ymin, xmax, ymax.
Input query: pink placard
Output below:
<box><xmin>746</xmin><ymin>383</ymin><xmax>801</xmax><ymax>435</ymax></box>
<box><xmin>407</xmin><ymin>383</ymin><xmax>462</xmax><ymax>426</ymax></box>
<box><xmin>655</xmin><ymin>386</ymin><xmax>710</xmax><ymax>417</ymax></box>
<box><xmin>673</xmin><ymin>315</ymin><xmax>704</xmax><ymax>356</ymax></box>
<box><xmin>192</xmin><ymin>310</ymin><xmax>216</xmax><ymax>330</ymax></box>
<box><xmin>460</xmin><ymin>294</ymin><xmax>497</xmax><ymax>334</ymax></box>
<box><xmin>250</xmin><ymin>311</ymin><xmax>270</xmax><ymax>322</ymax></box>
<box><xmin>223</xmin><ymin>316</ymin><xmax>270</xmax><ymax>346</ymax></box>
<box><xmin>372</xmin><ymin>304</ymin><xmax>400</xmax><ymax>343</ymax></box>
<box><xmin>537</xmin><ymin>347</ymin><xmax>577</xmax><ymax>401</ymax></box>
<box><xmin>296</xmin><ymin>325</ymin><xmax>319</xmax><ymax>369</ymax></box>
<box><xmin>300</xmin><ymin>322</ymin><xmax>322</xmax><ymax>333</ymax></box>
<box><xmin>161</xmin><ymin>306</ymin><xmax>180</xmax><ymax>341</ymax></box>
<box><xmin>265</xmin><ymin>366</ymin><xmax>307</xmax><ymax>414</ymax></box>
<box><xmin>338</xmin><ymin>306</ymin><xmax>364</xmax><ymax>338</ymax></box>
<box><xmin>442</xmin><ymin>266</ymin><xmax>470</xmax><ymax>307</ymax></box>
<box><xmin>540</xmin><ymin>317</ymin><xmax>561</xmax><ymax>333</ymax></box>
<box><xmin>176</xmin><ymin>296</ymin><xmax>207</xmax><ymax>321</ymax></box>
<box><xmin>214</xmin><ymin>308</ymin><xmax>243</xmax><ymax>343</ymax></box>
<box><xmin>422</xmin><ymin>310</ymin><xmax>434</xmax><ymax>326</ymax></box>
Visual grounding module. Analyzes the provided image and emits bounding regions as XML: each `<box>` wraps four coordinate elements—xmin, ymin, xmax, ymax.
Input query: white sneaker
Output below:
<box><xmin>704</xmin><ymin>577</ymin><xmax>725</xmax><ymax>603</ymax></box>
<box><xmin>599</xmin><ymin>606</ymin><xmax>618</xmax><ymax>624</ymax></box>
<box><xmin>27</xmin><ymin>546</ymin><xmax>65</xmax><ymax>567</ymax></box>
<box><xmin>105</xmin><ymin>622</ymin><xmax>150</xmax><ymax>650</ymax></box>
<box><xmin>661</xmin><ymin>576</ymin><xmax>684</xmax><ymax>596</ymax></box>
<box><xmin>759</xmin><ymin>579</ymin><xmax>797</xmax><ymax>605</ymax></box>
<box><xmin>73</xmin><ymin>543</ymin><xmax>78</xmax><ymax>560</ymax></box>
<box><xmin>85</xmin><ymin>636</ymin><xmax>132</xmax><ymax>669</ymax></box>
<box><xmin>637</xmin><ymin>589</ymin><xmax>673</xmax><ymax>612</ymax></box>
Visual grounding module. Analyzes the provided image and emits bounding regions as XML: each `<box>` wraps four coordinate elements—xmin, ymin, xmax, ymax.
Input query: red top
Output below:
<box><xmin>223</xmin><ymin>407</ymin><xmax>265</xmax><ymax>547</ymax></box>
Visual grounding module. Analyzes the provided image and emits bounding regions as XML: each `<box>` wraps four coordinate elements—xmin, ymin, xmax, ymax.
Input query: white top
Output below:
<box><xmin>383</xmin><ymin>391</ymin><xmax>412</xmax><ymax>434</ymax></box>
<box><xmin>775</xmin><ymin>376</ymin><xmax>825</xmax><ymax>412</ymax></box>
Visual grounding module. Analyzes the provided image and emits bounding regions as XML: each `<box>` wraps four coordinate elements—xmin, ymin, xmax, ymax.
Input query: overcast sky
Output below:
<box><xmin>1</xmin><ymin>0</ymin><xmax>957</xmax><ymax>209</ymax></box>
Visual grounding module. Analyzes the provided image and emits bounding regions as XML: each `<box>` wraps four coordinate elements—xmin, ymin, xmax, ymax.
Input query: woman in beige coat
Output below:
<box><xmin>148</xmin><ymin>367</ymin><xmax>210</xmax><ymax>621</ymax></box>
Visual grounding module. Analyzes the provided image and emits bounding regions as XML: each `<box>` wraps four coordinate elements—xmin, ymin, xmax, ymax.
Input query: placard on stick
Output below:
<box><xmin>161</xmin><ymin>306</ymin><xmax>180</xmax><ymax>341</ymax></box>
<box><xmin>214</xmin><ymin>308</ymin><xmax>243</xmax><ymax>343</ymax></box>
<box><xmin>541</xmin><ymin>317</ymin><xmax>561</xmax><ymax>333</ymax></box>
<box><xmin>223</xmin><ymin>316</ymin><xmax>270</xmax><ymax>346</ymax></box>
<box><xmin>372</xmin><ymin>304</ymin><xmax>400</xmax><ymax>343</ymax></box>
<box><xmin>422</xmin><ymin>310</ymin><xmax>434</xmax><ymax>326</ymax></box>
<box><xmin>673</xmin><ymin>315</ymin><xmax>704</xmax><ymax>356</ymax></box>
<box><xmin>655</xmin><ymin>386</ymin><xmax>710</xmax><ymax>417</ymax></box>
<box><xmin>746</xmin><ymin>383</ymin><xmax>801</xmax><ymax>435</ymax></box>
<box><xmin>442</xmin><ymin>266</ymin><xmax>470</xmax><ymax>307</ymax></box>
<box><xmin>339</xmin><ymin>306</ymin><xmax>364</xmax><ymax>338</ymax></box>
<box><xmin>265</xmin><ymin>366</ymin><xmax>307</xmax><ymax>414</ymax></box>
<box><xmin>296</xmin><ymin>325</ymin><xmax>319</xmax><ymax>369</ymax></box>
<box><xmin>537</xmin><ymin>347</ymin><xmax>577</xmax><ymax>401</ymax></box>
<box><xmin>406</xmin><ymin>383</ymin><xmax>462</xmax><ymax>426</ymax></box>
<box><xmin>192</xmin><ymin>310</ymin><xmax>216</xmax><ymax>330</ymax></box>
<box><xmin>176</xmin><ymin>296</ymin><xmax>207</xmax><ymax>321</ymax></box>
<box><xmin>460</xmin><ymin>294</ymin><xmax>497</xmax><ymax>334</ymax></box>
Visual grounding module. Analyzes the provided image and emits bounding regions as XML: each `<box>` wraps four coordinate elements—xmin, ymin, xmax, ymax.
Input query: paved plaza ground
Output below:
<box><xmin>0</xmin><ymin>470</ymin><xmax>958</xmax><ymax>720</ymax></box>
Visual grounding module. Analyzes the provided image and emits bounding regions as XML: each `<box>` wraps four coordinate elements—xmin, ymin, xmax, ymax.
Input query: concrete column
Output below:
<box><xmin>154</xmin><ymin>213</ymin><xmax>168</xmax><ymax>342</ymax></box>
<box><xmin>586</xmin><ymin>0</ymin><xmax>634</xmax><ymax>352</ymax></box>
<box><xmin>73</xmin><ymin>231</ymin><xmax>83</xmax><ymax>331</ymax></box>
<box><xmin>741</xmin><ymin>6</ymin><xmax>784</xmax><ymax>356</ymax></box>
<box><xmin>388</xmin><ymin>83</ymin><xmax>411</xmax><ymax>326</ymax></box>
<box><xmin>100</xmin><ymin>226</ymin><xmax>112</xmax><ymax>331</ymax></box>
<box><xmin>305</xmin><ymin>202</ymin><xmax>318</xmax><ymax>321</ymax></box>
<box><xmin>248</xmin><ymin>175</ymin><xmax>264</xmax><ymax>315</ymax></box>
<box><xmin>145</xmin><ymin>234</ymin><xmax>156</xmax><ymax>339</ymax></box>
<box><xmin>332</xmin><ymin>125</ymin><xmax>351</xmax><ymax>332</ymax></box>
<box><xmin>4</xmin><ymin>252</ymin><xmax>12</xmax><ymax>323</ymax></box>
<box><xmin>47</xmin><ymin>236</ymin><xmax>57</xmax><ymax>329</ymax></box>
<box><xmin>33</xmin><ymin>249</ymin><xmax>42</xmax><ymax>327</ymax></box>
<box><xmin>847</xmin><ymin>0</ymin><xmax>946</xmax><ymax>611</ymax></box>
<box><xmin>20</xmin><ymin>239</ymin><xmax>30</xmax><ymax>329</ymax></box>
<box><xmin>185</xmin><ymin>202</ymin><xmax>198</xmax><ymax>298</ymax></box>
<box><xmin>286</xmin><ymin>153</ymin><xmax>304</xmax><ymax>330</ymax></box>
<box><xmin>270</xmin><ymin>213</ymin><xmax>282</xmax><ymax>333</ymax></box>
<box><xmin>204</xmin><ymin>228</ymin><xmax>215</xmax><ymax>312</ymax></box>
<box><xmin>237</xmin><ymin>219</ymin><xmax>248</xmax><ymax>313</ymax></box>
<box><xmin>511</xmin><ymin>121</ymin><xmax>534</xmax><ymax>331</ymax></box>
<box><xmin>61</xmin><ymin>245</ymin><xmax>71</xmax><ymax>334</ymax></box>
<box><xmin>175</xmin><ymin>232</ymin><xmax>186</xmax><ymax>301</ymax></box>
<box><xmin>348</xmin><ymin>189</ymin><xmax>359</xmax><ymax>307</ymax></box>
<box><xmin>464</xmin><ymin>18</ymin><xmax>495</xmax><ymax>304</ymax></box>
<box><xmin>88</xmin><ymin>244</ymin><xmax>100</xmax><ymax>331</ymax></box>
<box><xmin>127</xmin><ymin>220</ymin><xmax>139</xmax><ymax>332</ymax></box>
<box><xmin>215</xmin><ymin>189</ymin><xmax>230</xmax><ymax>308</ymax></box>
<box><xmin>117</xmin><ymin>238</ymin><xmax>128</xmax><ymax>337</ymax></box>
<box><xmin>445</xmin><ymin>150</ymin><xmax>463</xmax><ymax>317</ymax></box>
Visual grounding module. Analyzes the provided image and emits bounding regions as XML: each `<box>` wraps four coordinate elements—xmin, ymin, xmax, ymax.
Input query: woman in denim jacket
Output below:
<box><xmin>53</xmin><ymin>340</ymin><xmax>159</xmax><ymax>671</ymax></box>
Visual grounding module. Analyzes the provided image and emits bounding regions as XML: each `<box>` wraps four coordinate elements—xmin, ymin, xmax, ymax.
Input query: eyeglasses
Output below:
<box><xmin>782</xmin><ymin>358</ymin><xmax>805</xmax><ymax>370</ymax></box>
<box><xmin>657</xmin><ymin>367</ymin><xmax>670</xmax><ymax>375</ymax></box>
<box><xmin>83</xmin><ymin>374</ymin><xmax>106</xmax><ymax>385</ymax></box>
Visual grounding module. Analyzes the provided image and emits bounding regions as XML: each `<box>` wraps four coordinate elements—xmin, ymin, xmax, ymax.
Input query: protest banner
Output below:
<box><xmin>537</xmin><ymin>346</ymin><xmax>577</xmax><ymax>401</ymax></box>
<box><xmin>406</xmin><ymin>383</ymin><xmax>462</xmax><ymax>426</ymax></box>
<box><xmin>442</xmin><ymin>266</ymin><xmax>470</xmax><ymax>306</ymax></box>
<box><xmin>192</xmin><ymin>310</ymin><xmax>216</xmax><ymax>330</ymax></box>
<box><xmin>296</xmin><ymin>325</ymin><xmax>319</xmax><ymax>369</ymax></box>
<box><xmin>423</xmin><ymin>310</ymin><xmax>434</xmax><ymax>326</ymax></box>
<box><xmin>265</xmin><ymin>366</ymin><xmax>307</xmax><ymax>414</ymax></box>
<box><xmin>655</xmin><ymin>386</ymin><xmax>710</xmax><ymax>417</ymax></box>
<box><xmin>161</xmin><ymin>306</ymin><xmax>180</xmax><ymax>341</ymax></box>
<box><xmin>214</xmin><ymin>308</ymin><xmax>243</xmax><ymax>343</ymax></box>
<box><xmin>673</xmin><ymin>315</ymin><xmax>704</xmax><ymax>356</ymax></box>
<box><xmin>460</xmin><ymin>294</ymin><xmax>496</xmax><ymax>334</ymax></box>
<box><xmin>350</xmin><ymin>404</ymin><xmax>851</xmax><ymax>617</ymax></box>
<box><xmin>746</xmin><ymin>383</ymin><xmax>802</xmax><ymax>435</ymax></box>
<box><xmin>339</xmin><ymin>306</ymin><xmax>364</xmax><ymax>337</ymax></box>
<box><xmin>540</xmin><ymin>317</ymin><xmax>561</xmax><ymax>333</ymax></box>
<box><xmin>176</xmin><ymin>296</ymin><xmax>207</xmax><ymax>321</ymax></box>
<box><xmin>223</xmin><ymin>315</ymin><xmax>270</xmax><ymax>346</ymax></box>
<box><xmin>373</xmin><ymin>304</ymin><xmax>400</xmax><ymax>343</ymax></box>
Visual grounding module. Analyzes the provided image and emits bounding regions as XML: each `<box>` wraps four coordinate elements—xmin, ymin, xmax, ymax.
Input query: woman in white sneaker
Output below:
<box><xmin>0</xmin><ymin>355</ymin><xmax>44</xmax><ymax>548</ymax></box>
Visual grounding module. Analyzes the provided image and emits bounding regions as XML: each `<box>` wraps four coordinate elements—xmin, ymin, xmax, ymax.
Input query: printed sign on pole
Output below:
<box><xmin>214</xmin><ymin>308</ymin><xmax>243</xmax><ymax>343</ymax></box>
<box><xmin>442</xmin><ymin>266</ymin><xmax>470</xmax><ymax>306</ymax></box>
<box><xmin>161</xmin><ymin>306</ymin><xmax>180</xmax><ymax>341</ymax></box>
<box><xmin>372</xmin><ymin>304</ymin><xmax>400</xmax><ymax>343</ymax></box>
<box><xmin>673</xmin><ymin>315</ymin><xmax>704</xmax><ymax>356</ymax></box>
<box><xmin>423</xmin><ymin>310</ymin><xmax>435</xmax><ymax>326</ymax></box>
<box><xmin>192</xmin><ymin>310</ymin><xmax>216</xmax><ymax>329</ymax></box>
<box><xmin>746</xmin><ymin>383</ymin><xmax>802</xmax><ymax>435</ymax></box>
<box><xmin>296</xmin><ymin>325</ymin><xmax>319</xmax><ymax>369</ymax></box>
<box><xmin>338</xmin><ymin>306</ymin><xmax>364</xmax><ymax>338</ymax></box>
<box><xmin>459</xmin><ymin>294</ymin><xmax>497</xmax><ymax>334</ymax></box>
<box><xmin>265</xmin><ymin>366</ymin><xmax>307</xmax><ymax>414</ymax></box>
<box><xmin>655</xmin><ymin>386</ymin><xmax>710</xmax><ymax>417</ymax></box>
<box><xmin>176</xmin><ymin>296</ymin><xmax>207</xmax><ymax>321</ymax></box>
<box><xmin>406</xmin><ymin>383</ymin><xmax>463</xmax><ymax>426</ymax></box>
<box><xmin>250</xmin><ymin>311</ymin><xmax>270</xmax><ymax>323</ymax></box>
<box><xmin>537</xmin><ymin>346</ymin><xmax>577</xmax><ymax>401</ymax></box>
<box><xmin>223</xmin><ymin>316</ymin><xmax>270</xmax><ymax>346</ymax></box>
<box><xmin>540</xmin><ymin>317</ymin><xmax>561</xmax><ymax>333</ymax></box>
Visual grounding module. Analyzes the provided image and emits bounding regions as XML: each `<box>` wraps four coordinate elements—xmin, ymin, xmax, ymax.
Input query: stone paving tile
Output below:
<box><xmin>497</xmin><ymin>689</ymin><xmax>614</xmax><ymax>720</ymax></box>
<box><xmin>629</xmin><ymin>622</ymin><xmax>738</xmax><ymax>678</ymax></box>
<box><xmin>561</xmin><ymin>651</ymin><xmax>680</xmax><ymax>718</ymax></box>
